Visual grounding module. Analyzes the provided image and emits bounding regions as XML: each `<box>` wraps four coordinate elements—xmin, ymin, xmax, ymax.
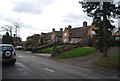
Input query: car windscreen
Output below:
<box><xmin>0</xmin><ymin>46</ymin><xmax>13</xmax><ymax>52</ymax></box>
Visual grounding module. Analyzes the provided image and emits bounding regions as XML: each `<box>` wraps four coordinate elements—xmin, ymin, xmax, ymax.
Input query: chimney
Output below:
<box><xmin>68</xmin><ymin>25</ymin><xmax>72</xmax><ymax>29</ymax></box>
<box><xmin>83</xmin><ymin>21</ymin><xmax>87</xmax><ymax>27</ymax></box>
<box><xmin>65</xmin><ymin>27</ymin><xmax>68</xmax><ymax>30</ymax></box>
<box><xmin>52</xmin><ymin>28</ymin><xmax>55</xmax><ymax>32</ymax></box>
<box><xmin>60</xmin><ymin>28</ymin><xmax>63</xmax><ymax>32</ymax></box>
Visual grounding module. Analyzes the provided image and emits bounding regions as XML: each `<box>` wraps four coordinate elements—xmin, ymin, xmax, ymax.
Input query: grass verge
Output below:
<box><xmin>93</xmin><ymin>53</ymin><xmax>119</xmax><ymax>69</ymax></box>
<box><xmin>53</xmin><ymin>47</ymin><xmax>96</xmax><ymax>58</ymax></box>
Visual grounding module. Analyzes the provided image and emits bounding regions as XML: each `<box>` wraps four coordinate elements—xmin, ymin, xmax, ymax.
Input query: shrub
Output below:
<box><xmin>32</xmin><ymin>43</ymin><xmax>53</xmax><ymax>53</ymax></box>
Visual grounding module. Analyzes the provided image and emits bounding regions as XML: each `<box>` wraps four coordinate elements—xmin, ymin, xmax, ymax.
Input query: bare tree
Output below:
<box><xmin>2</xmin><ymin>25</ymin><xmax>13</xmax><ymax>36</ymax></box>
<box><xmin>13</xmin><ymin>23</ymin><xmax>19</xmax><ymax>37</ymax></box>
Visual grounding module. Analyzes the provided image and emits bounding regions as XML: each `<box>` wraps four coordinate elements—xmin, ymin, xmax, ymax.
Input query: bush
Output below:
<box><xmin>32</xmin><ymin>43</ymin><xmax>53</xmax><ymax>53</ymax></box>
<box><xmin>87</xmin><ymin>37</ymin><xmax>95</xmax><ymax>47</ymax></box>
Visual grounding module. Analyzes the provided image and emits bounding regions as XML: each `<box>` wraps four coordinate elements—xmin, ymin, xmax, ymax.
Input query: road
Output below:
<box><xmin>2</xmin><ymin>50</ymin><xmax>118</xmax><ymax>79</ymax></box>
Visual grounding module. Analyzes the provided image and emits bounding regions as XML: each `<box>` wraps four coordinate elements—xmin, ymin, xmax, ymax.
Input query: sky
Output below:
<box><xmin>0</xmin><ymin>0</ymin><xmax>119</xmax><ymax>41</ymax></box>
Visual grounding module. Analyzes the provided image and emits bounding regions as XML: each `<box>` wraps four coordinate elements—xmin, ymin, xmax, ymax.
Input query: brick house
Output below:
<box><xmin>41</xmin><ymin>32</ymin><xmax>52</xmax><ymax>43</ymax></box>
<box><xmin>51</xmin><ymin>28</ymin><xmax>63</xmax><ymax>43</ymax></box>
<box><xmin>113</xmin><ymin>29</ymin><xmax>120</xmax><ymax>41</ymax></box>
<box><xmin>62</xmin><ymin>21</ymin><xmax>98</xmax><ymax>43</ymax></box>
<box><xmin>26</xmin><ymin>21</ymin><xmax>98</xmax><ymax>44</ymax></box>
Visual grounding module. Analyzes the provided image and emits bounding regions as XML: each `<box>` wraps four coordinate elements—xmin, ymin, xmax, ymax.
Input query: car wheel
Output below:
<box><xmin>3</xmin><ymin>50</ymin><xmax>12</xmax><ymax>59</ymax></box>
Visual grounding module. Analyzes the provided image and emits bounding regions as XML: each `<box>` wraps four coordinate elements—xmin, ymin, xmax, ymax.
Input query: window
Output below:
<box><xmin>64</xmin><ymin>33</ymin><xmax>67</xmax><ymax>36</ymax></box>
<box><xmin>91</xmin><ymin>30</ymin><xmax>96</xmax><ymax>34</ymax></box>
<box><xmin>0</xmin><ymin>46</ymin><xmax>13</xmax><ymax>52</ymax></box>
<box><xmin>52</xmin><ymin>35</ymin><xmax>55</xmax><ymax>38</ymax></box>
<box><xmin>115</xmin><ymin>37</ymin><xmax>120</xmax><ymax>41</ymax></box>
<box><xmin>64</xmin><ymin>39</ymin><xmax>67</xmax><ymax>43</ymax></box>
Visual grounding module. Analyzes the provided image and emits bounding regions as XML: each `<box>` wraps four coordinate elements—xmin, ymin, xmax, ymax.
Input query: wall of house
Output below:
<box><xmin>57</xmin><ymin>36</ymin><xmax>62</xmax><ymax>43</ymax></box>
<box><xmin>88</xmin><ymin>25</ymin><xmax>98</xmax><ymax>37</ymax></box>
<box><xmin>62</xmin><ymin>28</ymin><xmax>70</xmax><ymax>43</ymax></box>
<box><xmin>70</xmin><ymin>38</ymin><xmax>82</xmax><ymax>43</ymax></box>
<box><xmin>51</xmin><ymin>31</ymin><xmax>56</xmax><ymax>42</ymax></box>
<box><xmin>114</xmin><ymin>30</ymin><xmax>120</xmax><ymax>37</ymax></box>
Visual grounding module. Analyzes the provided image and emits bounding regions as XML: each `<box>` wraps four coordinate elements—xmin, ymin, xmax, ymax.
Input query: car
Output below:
<box><xmin>15</xmin><ymin>46</ymin><xmax>23</xmax><ymax>50</ymax></box>
<box><xmin>0</xmin><ymin>44</ymin><xmax>16</xmax><ymax>64</ymax></box>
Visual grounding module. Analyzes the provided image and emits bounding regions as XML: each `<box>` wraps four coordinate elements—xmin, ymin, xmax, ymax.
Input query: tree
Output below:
<box><xmin>79</xmin><ymin>1</ymin><xmax>119</xmax><ymax>57</ymax></box>
<box><xmin>1</xmin><ymin>22</ymin><xmax>20</xmax><ymax>46</ymax></box>
<box><xmin>25</xmin><ymin>39</ymin><xmax>34</xmax><ymax>46</ymax></box>
<box><xmin>39</xmin><ymin>36</ymin><xmax>44</xmax><ymax>45</ymax></box>
<box><xmin>2</xmin><ymin>32</ymin><xmax>13</xmax><ymax>44</ymax></box>
<box><xmin>2</xmin><ymin>25</ymin><xmax>13</xmax><ymax>36</ymax></box>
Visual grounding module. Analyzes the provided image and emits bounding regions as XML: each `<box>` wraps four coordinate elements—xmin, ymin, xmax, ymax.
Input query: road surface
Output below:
<box><xmin>2</xmin><ymin>50</ymin><xmax>118</xmax><ymax>79</ymax></box>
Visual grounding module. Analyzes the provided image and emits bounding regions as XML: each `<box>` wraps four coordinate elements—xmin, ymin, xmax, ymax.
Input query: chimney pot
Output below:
<box><xmin>52</xmin><ymin>28</ymin><xmax>55</xmax><ymax>32</ymax></box>
<box><xmin>60</xmin><ymin>28</ymin><xmax>63</xmax><ymax>32</ymax></box>
<box><xmin>83</xmin><ymin>21</ymin><xmax>87</xmax><ymax>27</ymax></box>
<box><xmin>68</xmin><ymin>25</ymin><xmax>72</xmax><ymax>29</ymax></box>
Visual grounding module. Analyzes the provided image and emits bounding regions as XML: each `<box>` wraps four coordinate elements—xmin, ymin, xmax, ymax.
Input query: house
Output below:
<box><xmin>62</xmin><ymin>21</ymin><xmax>98</xmax><ymax>43</ymax></box>
<box><xmin>51</xmin><ymin>28</ymin><xmax>63</xmax><ymax>43</ymax></box>
<box><xmin>41</xmin><ymin>32</ymin><xmax>52</xmax><ymax>43</ymax></box>
<box><xmin>113</xmin><ymin>29</ymin><xmax>120</xmax><ymax>41</ymax></box>
<box><xmin>27</xmin><ymin>34</ymin><xmax>40</xmax><ymax>44</ymax></box>
<box><xmin>41</xmin><ymin>28</ymin><xmax>63</xmax><ymax>43</ymax></box>
<box><xmin>26</xmin><ymin>21</ymin><xmax>98</xmax><ymax>45</ymax></box>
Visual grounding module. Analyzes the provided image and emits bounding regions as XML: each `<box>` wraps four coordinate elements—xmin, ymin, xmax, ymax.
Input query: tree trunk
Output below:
<box><xmin>103</xmin><ymin>2</ymin><xmax>108</xmax><ymax>57</ymax></box>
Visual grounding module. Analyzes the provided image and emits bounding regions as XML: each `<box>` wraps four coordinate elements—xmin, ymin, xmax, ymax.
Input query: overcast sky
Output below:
<box><xmin>0</xmin><ymin>0</ymin><xmax>119</xmax><ymax>41</ymax></box>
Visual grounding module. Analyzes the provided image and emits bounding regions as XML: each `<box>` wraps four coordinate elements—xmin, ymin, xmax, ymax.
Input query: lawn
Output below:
<box><xmin>41</xmin><ymin>47</ymin><xmax>53</xmax><ymax>51</ymax></box>
<box><xmin>93</xmin><ymin>53</ymin><xmax>119</xmax><ymax>69</ymax></box>
<box><xmin>53</xmin><ymin>47</ymin><xmax>96</xmax><ymax>58</ymax></box>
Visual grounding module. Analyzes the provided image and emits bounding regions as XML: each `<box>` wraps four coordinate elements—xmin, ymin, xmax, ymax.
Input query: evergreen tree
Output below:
<box><xmin>2</xmin><ymin>32</ymin><xmax>13</xmax><ymax>44</ymax></box>
<box><xmin>79</xmin><ymin>2</ymin><xmax>119</xmax><ymax>57</ymax></box>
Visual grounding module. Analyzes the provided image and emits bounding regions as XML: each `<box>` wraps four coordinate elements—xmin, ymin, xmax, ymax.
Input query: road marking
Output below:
<box><xmin>18</xmin><ymin>68</ymin><xmax>22</xmax><ymax>71</ymax></box>
<box><xmin>17</xmin><ymin>56</ymin><xmax>25</xmax><ymax>58</ymax></box>
<box><xmin>15</xmin><ymin>62</ymin><xmax>20</xmax><ymax>64</ymax></box>
<box><xmin>45</xmin><ymin>68</ymin><xmax>54</xmax><ymax>73</ymax></box>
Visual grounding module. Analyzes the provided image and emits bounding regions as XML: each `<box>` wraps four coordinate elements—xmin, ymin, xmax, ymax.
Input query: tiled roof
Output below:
<box><xmin>69</xmin><ymin>26</ymin><xmax>91</xmax><ymax>38</ymax></box>
<box><xmin>113</xmin><ymin>29</ymin><xmax>120</xmax><ymax>36</ymax></box>
<box><xmin>55</xmin><ymin>31</ymin><xmax>62</xmax><ymax>37</ymax></box>
<box><xmin>43</xmin><ymin>32</ymin><xmax>52</xmax><ymax>40</ymax></box>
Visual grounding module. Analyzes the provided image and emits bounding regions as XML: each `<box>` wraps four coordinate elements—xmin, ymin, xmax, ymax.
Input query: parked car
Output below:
<box><xmin>0</xmin><ymin>44</ymin><xmax>16</xmax><ymax>64</ymax></box>
<box><xmin>15</xmin><ymin>46</ymin><xmax>23</xmax><ymax>50</ymax></box>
